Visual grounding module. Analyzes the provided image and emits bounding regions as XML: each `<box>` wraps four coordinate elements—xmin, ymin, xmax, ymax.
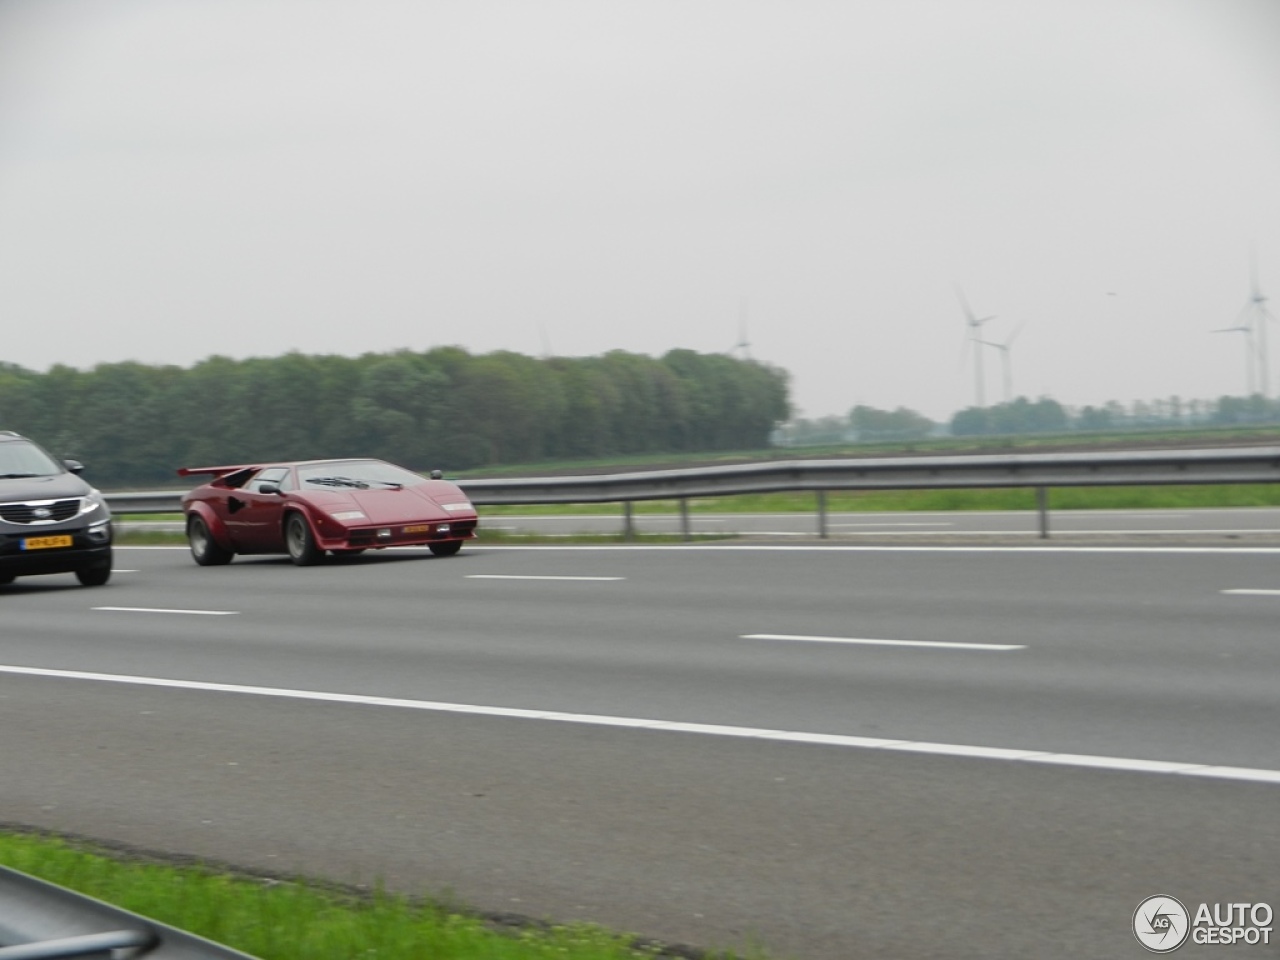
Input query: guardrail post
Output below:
<box><xmin>623</xmin><ymin>501</ymin><xmax>635</xmax><ymax>541</ymax></box>
<box><xmin>1036</xmin><ymin>486</ymin><xmax>1050</xmax><ymax>539</ymax></box>
<box><xmin>817</xmin><ymin>490</ymin><xmax>828</xmax><ymax>539</ymax></box>
<box><xmin>679</xmin><ymin>498</ymin><xmax>690</xmax><ymax>541</ymax></box>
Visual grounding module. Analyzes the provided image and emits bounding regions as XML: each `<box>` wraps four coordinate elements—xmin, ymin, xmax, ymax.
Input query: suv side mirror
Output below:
<box><xmin>64</xmin><ymin>459</ymin><xmax>85</xmax><ymax>474</ymax></box>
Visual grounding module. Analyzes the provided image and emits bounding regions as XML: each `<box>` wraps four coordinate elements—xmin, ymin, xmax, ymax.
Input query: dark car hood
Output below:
<box><xmin>0</xmin><ymin>472</ymin><xmax>93</xmax><ymax>502</ymax></box>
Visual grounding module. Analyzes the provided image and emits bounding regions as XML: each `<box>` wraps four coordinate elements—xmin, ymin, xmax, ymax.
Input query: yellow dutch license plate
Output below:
<box><xmin>403</xmin><ymin>524</ymin><xmax>431</xmax><ymax>534</ymax></box>
<box><xmin>23</xmin><ymin>535</ymin><xmax>73</xmax><ymax>551</ymax></box>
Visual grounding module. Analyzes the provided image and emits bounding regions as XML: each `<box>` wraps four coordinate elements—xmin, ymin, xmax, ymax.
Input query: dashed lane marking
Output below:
<box><xmin>93</xmin><ymin>606</ymin><xmax>239</xmax><ymax>616</ymax></box>
<box><xmin>743</xmin><ymin>633</ymin><xmax>1025</xmax><ymax>651</ymax></box>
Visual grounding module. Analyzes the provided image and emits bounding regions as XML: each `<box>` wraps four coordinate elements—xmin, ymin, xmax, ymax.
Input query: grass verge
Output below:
<box><xmin>0</xmin><ymin>830</ymin><xmax>742</xmax><ymax>960</ymax></box>
<box><xmin>478</xmin><ymin>484</ymin><xmax>1280</xmax><ymax>516</ymax></box>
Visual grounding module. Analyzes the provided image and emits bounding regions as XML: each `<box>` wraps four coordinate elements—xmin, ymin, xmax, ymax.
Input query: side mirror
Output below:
<box><xmin>429</xmin><ymin>470</ymin><xmax>444</xmax><ymax>480</ymax></box>
<box><xmin>64</xmin><ymin>459</ymin><xmax>85</xmax><ymax>474</ymax></box>
<box><xmin>258</xmin><ymin>482</ymin><xmax>282</xmax><ymax>495</ymax></box>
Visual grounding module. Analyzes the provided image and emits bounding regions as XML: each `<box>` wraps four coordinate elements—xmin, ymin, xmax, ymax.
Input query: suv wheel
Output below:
<box><xmin>75</xmin><ymin>560</ymin><xmax>112</xmax><ymax>586</ymax></box>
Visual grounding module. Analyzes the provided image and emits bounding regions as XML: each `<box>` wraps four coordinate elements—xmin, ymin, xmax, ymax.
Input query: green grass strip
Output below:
<box><xmin>0</xmin><ymin>831</ymin><xmax>747</xmax><ymax>960</ymax></box>
<box><xmin>476</xmin><ymin>484</ymin><xmax>1280</xmax><ymax>516</ymax></box>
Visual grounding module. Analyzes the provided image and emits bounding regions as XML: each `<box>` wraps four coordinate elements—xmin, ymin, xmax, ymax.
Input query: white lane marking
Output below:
<box><xmin>2</xmin><ymin>664</ymin><xmax>1275</xmax><ymax>785</ymax></box>
<box><xmin>94</xmin><ymin>607</ymin><xmax>239</xmax><ymax>616</ymax></box>
<box><xmin>743</xmin><ymin>634</ymin><xmax>1024</xmax><ymax>651</ymax></box>
<box><xmin>466</xmin><ymin>575</ymin><xmax>625</xmax><ymax>582</ymax></box>
<box><xmin>114</xmin><ymin>544</ymin><xmax>1280</xmax><ymax>554</ymax></box>
<box><xmin>1222</xmin><ymin>589</ymin><xmax>1280</xmax><ymax>596</ymax></box>
<box><xmin>464</xmin><ymin>545</ymin><xmax>1280</xmax><ymax>554</ymax></box>
<box><xmin>831</xmin><ymin>522</ymin><xmax>954</xmax><ymax>528</ymax></box>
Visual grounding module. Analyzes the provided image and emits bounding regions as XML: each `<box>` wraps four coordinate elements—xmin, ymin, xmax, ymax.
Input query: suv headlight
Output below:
<box><xmin>77</xmin><ymin>491</ymin><xmax>110</xmax><ymax>519</ymax></box>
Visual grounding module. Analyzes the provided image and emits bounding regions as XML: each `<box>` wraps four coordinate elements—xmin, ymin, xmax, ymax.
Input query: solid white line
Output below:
<box><xmin>93</xmin><ymin>606</ymin><xmax>239</xmax><ymax>616</ymax></box>
<box><xmin>468</xmin><ymin>544</ymin><xmax>1280</xmax><ymax>554</ymax></box>
<box><xmin>2</xmin><ymin>663</ymin><xmax>1276</xmax><ymax>785</ymax></box>
<box><xmin>831</xmin><ymin>522</ymin><xmax>954</xmax><ymax>528</ymax></box>
<box><xmin>466</xmin><ymin>575</ymin><xmax>625</xmax><ymax>581</ymax></box>
<box><xmin>1222</xmin><ymin>589</ymin><xmax>1280</xmax><ymax>596</ymax></box>
<box><xmin>743</xmin><ymin>634</ymin><xmax>1025</xmax><ymax>651</ymax></box>
<box><xmin>113</xmin><ymin>544</ymin><xmax>1280</xmax><ymax>555</ymax></box>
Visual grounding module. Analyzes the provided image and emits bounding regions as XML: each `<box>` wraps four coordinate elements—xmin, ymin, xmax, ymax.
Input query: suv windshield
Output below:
<box><xmin>0</xmin><ymin>440</ymin><xmax>65</xmax><ymax>479</ymax></box>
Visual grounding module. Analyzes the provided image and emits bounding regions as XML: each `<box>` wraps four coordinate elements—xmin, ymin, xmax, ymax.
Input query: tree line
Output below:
<box><xmin>0</xmin><ymin>348</ymin><xmax>790</xmax><ymax>488</ymax></box>
<box><xmin>776</xmin><ymin>394</ymin><xmax>1280</xmax><ymax>445</ymax></box>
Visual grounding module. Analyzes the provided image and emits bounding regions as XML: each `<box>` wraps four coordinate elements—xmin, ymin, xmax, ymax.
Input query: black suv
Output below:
<box><xmin>0</xmin><ymin>431</ymin><xmax>113</xmax><ymax>586</ymax></box>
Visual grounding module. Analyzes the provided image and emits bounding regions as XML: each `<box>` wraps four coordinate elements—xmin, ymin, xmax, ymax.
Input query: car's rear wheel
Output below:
<box><xmin>428</xmin><ymin>540</ymin><xmax>462</xmax><ymax>557</ymax></box>
<box><xmin>188</xmin><ymin>515</ymin><xmax>233</xmax><ymax>566</ymax></box>
<box><xmin>285</xmin><ymin>512</ymin><xmax>323</xmax><ymax>566</ymax></box>
<box><xmin>75</xmin><ymin>560</ymin><xmax>112</xmax><ymax>586</ymax></box>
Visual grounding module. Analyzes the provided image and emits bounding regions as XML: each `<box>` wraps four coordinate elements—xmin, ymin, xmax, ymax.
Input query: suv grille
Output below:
<box><xmin>0</xmin><ymin>499</ymin><xmax>81</xmax><ymax>524</ymax></box>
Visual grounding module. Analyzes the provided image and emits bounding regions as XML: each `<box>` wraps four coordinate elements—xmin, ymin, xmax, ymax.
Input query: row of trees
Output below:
<box><xmin>951</xmin><ymin>394</ymin><xmax>1280</xmax><ymax>435</ymax></box>
<box><xmin>777</xmin><ymin>394</ymin><xmax>1280</xmax><ymax>445</ymax></box>
<box><xmin>0</xmin><ymin>348</ymin><xmax>790</xmax><ymax>487</ymax></box>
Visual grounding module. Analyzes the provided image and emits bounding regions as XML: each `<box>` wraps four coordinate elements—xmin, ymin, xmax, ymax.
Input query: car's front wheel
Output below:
<box><xmin>75</xmin><ymin>560</ymin><xmax>112</xmax><ymax>586</ymax></box>
<box><xmin>188</xmin><ymin>515</ymin><xmax>233</xmax><ymax>566</ymax></box>
<box><xmin>428</xmin><ymin>540</ymin><xmax>463</xmax><ymax>557</ymax></box>
<box><xmin>285</xmin><ymin>512</ymin><xmax>323</xmax><ymax>566</ymax></box>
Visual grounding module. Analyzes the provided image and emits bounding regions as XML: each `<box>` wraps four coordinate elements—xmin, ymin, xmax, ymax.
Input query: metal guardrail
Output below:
<box><xmin>104</xmin><ymin>446</ymin><xmax>1280</xmax><ymax>539</ymax></box>
<box><xmin>0</xmin><ymin>866</ymin><xmax>258</xmax><ymax>959</ymax></box>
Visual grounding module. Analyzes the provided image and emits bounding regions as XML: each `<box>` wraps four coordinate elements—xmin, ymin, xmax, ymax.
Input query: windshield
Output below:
<box><xmin>297</xmin><ymin>459</ymin><xmax>427</xmax><ymax>490</ymax></box>
<box><xmin>0</xmin><ymin>440</ymin><xmax>66</xmax><ymax>479</ymax></box>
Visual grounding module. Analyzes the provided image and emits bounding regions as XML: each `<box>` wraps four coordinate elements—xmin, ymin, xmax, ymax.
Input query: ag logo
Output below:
<box><xmin>1134</xmin><ymin>895</ymin><xmax>1190</xmax><ymax>953</ymax></box>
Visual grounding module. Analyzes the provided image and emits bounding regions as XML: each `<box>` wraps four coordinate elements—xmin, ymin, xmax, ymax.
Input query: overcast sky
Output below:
<box><xmin>1</xmin><ymin>0</ymin><xmax>1278</xmax><ymax>421</ymax></box>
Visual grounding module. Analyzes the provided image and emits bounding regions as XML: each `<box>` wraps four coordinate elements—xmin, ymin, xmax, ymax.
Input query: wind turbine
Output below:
<box><xmin>1215</xmin><ymin>252</ymin><xmax>1275</xmax><ymax>397</ymax></box>
<box><xmin>730</xmin><ymin>300</ymin><xmax>752</xmax><ymax>360</ymax></box>
<box><xmin>955</xmin><ymin>285</ymin><xmax>995</xmax><ymax>407</ymax></box>
<box><xmin>1242</xmin><ymin>250</ymin><xmax>1275</xmax><ymax>397</ymax></box>
<box><xmin>980</xmin><ymin>319</ymin><xmax>1026</xmax><ymax>403</ymax></box>
<box><xmin>1214</xmin><ymin>316</ymin><xmax>1256</xmax><ymax>396</ymax></box>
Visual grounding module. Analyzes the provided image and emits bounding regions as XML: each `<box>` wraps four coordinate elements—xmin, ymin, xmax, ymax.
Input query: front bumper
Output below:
<box><xmin>323</xmin><ymin>518</ymin><xmax>478</xmax><ymax>551</ymax></box>
<box><xmin>0</xmin><ymin>522</ymin><xmax>114</xmax><ymax>577</ymax></box>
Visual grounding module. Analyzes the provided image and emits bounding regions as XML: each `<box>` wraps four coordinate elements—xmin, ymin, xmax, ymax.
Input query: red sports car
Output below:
<box><xmin>178</xmin><ymin>458</ymin><xmax>478</xmax><ymax>566</ymax></box>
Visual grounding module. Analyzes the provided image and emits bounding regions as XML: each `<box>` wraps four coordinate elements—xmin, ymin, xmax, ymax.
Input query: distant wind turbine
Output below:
<box><xmin>980</xmin><ymin>319</ymin><xmax>1026</xmax><ymax>403</ymax></box>
<box><xmin>730</xmin><ymin>301</ymin><xmax>752</xmax><ymax>359</ymax></box>
<box><xmin>1215</xmin><ymin>251</ymin><xmax>1276</xmax><ymax>397</ymax></box>
<box><xmin>955</xmin><ymin>285</ymin><xmax>995</xmax><ymax>407</ymax></box>
<box><xmin>1214</xmin><ymin>317</ymin><xmax>1256</xmax><ymax>396</ymax></box>
<box><xmin>1242</xmin><ymin>250</ymin><xmax>1275</xmax><ymax>397</ymax></box>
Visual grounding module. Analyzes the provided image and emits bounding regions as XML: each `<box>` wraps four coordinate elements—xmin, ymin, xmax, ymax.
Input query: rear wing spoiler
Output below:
<box><xmin>177</xmin><ymin>464</ymin><xmax>258</xmax><ymax>479</ymax></box>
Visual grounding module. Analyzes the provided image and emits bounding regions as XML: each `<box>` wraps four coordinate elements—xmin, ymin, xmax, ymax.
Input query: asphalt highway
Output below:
<box><xmin>3</xmin><ymin>540</ymin><xmax>1280</xmax><ymax>958</ymax></box>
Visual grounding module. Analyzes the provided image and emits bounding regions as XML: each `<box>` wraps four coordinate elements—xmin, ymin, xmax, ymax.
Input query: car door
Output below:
<box><xmin>222</xmin><ymin>467</ymin><xmax>291</xmax><ymax>553</ymax></box>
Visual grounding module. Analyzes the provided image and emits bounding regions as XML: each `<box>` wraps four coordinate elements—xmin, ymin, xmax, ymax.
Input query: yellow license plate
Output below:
<box><xmin>403</xmin><ymin>524</ymin><xmax>431</xmax><ymax>534</ymax></box>
<box><xmin>23</xmin><ymin>535</ymin><xmax>73</xmax><ymax>550</ymax></box>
